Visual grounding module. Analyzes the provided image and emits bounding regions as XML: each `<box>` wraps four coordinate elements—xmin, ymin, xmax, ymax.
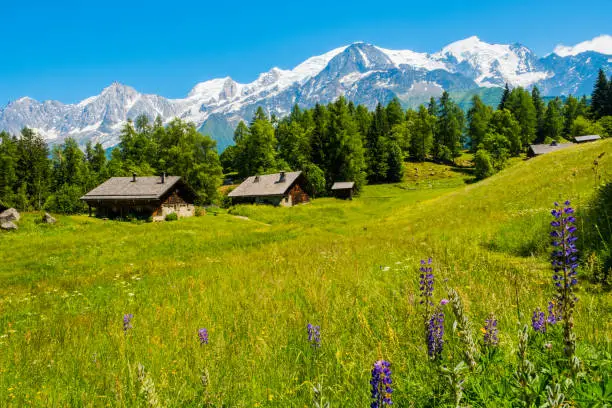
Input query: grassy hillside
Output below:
<box><xmin>1</xmin><ymin>140</ymin><xmax>611</xmax><ymax>406</ymax></box>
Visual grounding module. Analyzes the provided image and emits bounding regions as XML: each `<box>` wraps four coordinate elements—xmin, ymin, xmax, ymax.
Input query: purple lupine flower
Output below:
<box><xmin>370</xmin><ymin>360</ymin><xmax>393</xmax><ymax>408</ymax></box>
<box><xmin>307</xmin><ymin>323</ymin><xmax>321</xmax><ymax>348</ymax></box>
<box><xmin>439</xmin><ymin>299</ymin><xmax>449</xmax><ymax>306</ymax></box>
<box><xmin>123</xmin><ymin>313</ymin><xmax>133</xmax><ymax>332</ymax></box>
<box><xmin>419</xmin><ymin>258</ymin><xmax>434</xmax><ymax>307</ymax></box>
<box><xmin>547</xmin><ymin>301</ymin><xmax>559</xmax><ymax>325</ymax></box>
<box><xmin>427</xmin><ymin>307</ymin><xmax>445</xmax><ymax>359</ymax></box>
<box><xmin>531</xmin><ymin>308</ymin><xmax>546</xmax><ymax>333</ymax></box>
<box><xmin>198</xmin><ymin>328</ymin><xmax>209</xmax><ymax>345</ymax></box>
<box><xmin>483</xmin><ymin>313</ymin><xmax>498</xmax><ymax>347</ymax></box>
<box><xmin>550</xmin><ymin>201</ymin><xmax>579</xmax><ymax>299</ymax></box>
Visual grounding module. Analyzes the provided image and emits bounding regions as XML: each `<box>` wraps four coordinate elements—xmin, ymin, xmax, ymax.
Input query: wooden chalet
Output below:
<box><xmin>228</xmin><ymin>171</ymin><xmax>309</xmax><ymax>207</ymax></box>
<box><xmin>528</xmin><ymin>141</ymin><xmax>573</xmax><ymax>157</ymax></box>
<box><xmin>331</xmin><ymin>181</ymin><xmax>355</xmax><ymax>200</ymax></box>
<box><xmin>81</xmin><ymin>174</ymin><xmax>197</xmax><ymax>221</ymax></box>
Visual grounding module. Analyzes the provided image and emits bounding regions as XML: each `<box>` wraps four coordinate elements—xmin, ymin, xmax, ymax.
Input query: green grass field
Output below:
<box><xmin>1</xmin><ymin>141</ymin><xmax>611</xmax><ymax>407</ymax></box>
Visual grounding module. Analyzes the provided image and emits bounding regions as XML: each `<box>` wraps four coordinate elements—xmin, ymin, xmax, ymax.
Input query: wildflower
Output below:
<box><xmin>550</xmin><ymin>200</ymin><xmax>579</xmax><ymax>360</ymax></box>
<box><xmin>198</xmin><ymin>328</ymin><xmax>208</xmax><ymax>345</ymax></box>
<box><xmin>307</xmin><ymin>323</ymin><xmax>321</xmax><ymax>348</ymax></box>
<box><xmin>440</xmin><ymin>298</ymin><xmax>449</xmax><ymax>306</ymax></box>
<box><xmin>123</xmin><ymin>314</ymin><xmax>133</xmax><ymax>332</ymax></box>
<box><xmin>370</xmin><ymin>360</ymin><xmax>392</xmax><ymax>407</ymax></box>
<box><xmin>483</xmin><ymin>313</ymin><xmax>498</xmax><ymax>347</ymax></box>
<box><xmin>550</xmin><ymin>201</ymin><xmax>579</xmax><ymax>298</ymax></box>
<box><xmin>427</xmin><ymin>306</ymin><xmax>445</xmax><ymax>359</ymax></box>
<box><xmin>547</xmin><ymin>300</ymin><xmax>559</xmax><ymax>324</ymax></box>
<box><xmin>531</xmin><ymin>308</ymin><xmax>545</xmax><ymax>333</ymax></box>
<box><xmin>419</xmin><ymin>258</ymin><xmax>434</xmax><ymax>308</ymax></box>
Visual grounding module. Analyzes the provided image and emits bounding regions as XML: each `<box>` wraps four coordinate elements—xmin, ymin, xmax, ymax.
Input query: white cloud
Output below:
<box><xmin>554</xmin><ymin>35</ymin><xmax>612</xmax><ymax>57</ymax></box>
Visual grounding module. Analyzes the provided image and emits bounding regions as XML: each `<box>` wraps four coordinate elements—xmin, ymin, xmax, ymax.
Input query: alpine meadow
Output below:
<box><xmin>2</xmin><ymin>19</ymin><xmax>612</xmax><ymax>407</ymax></box>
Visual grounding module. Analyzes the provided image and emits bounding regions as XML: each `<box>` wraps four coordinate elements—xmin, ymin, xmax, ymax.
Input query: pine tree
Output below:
<box><xmin>505</xmin><ymin>87</ymin><xmax>536</xmax><ymax>148</ymax></box>
<box><xmin>531</xmin><ymin>86</ymin><xmax>546</xmax><ymax>143</ymax></box>
<box><xmin>15</xmin><ymin>128</ymin><xmax>50</xmax><ymax>210</ymax></box>
<box><xmin>365</xmin><ymin>103</ymin><xmax>390</xmax><ymax>183</ymax></box>
<box><xmin>434</xmin><ymin>91</ymin><xmax>465</xmax><ymax>162</ymax></box>
<box><xmin>562</xmin><ymin>95</ymin><xmax>580</xmax><ymax>138</ymax></box>
<box><xmin>543</xmin><ymin>98</ymin><xmax>565</xmax><ymax>141</ymax></box>
<box><xmin>0</xmin><ymin>132</ymin><xmax>18</xmax><ymax>207</ymax></box>
<box><xmin>592</xmin><ymin>69</ymin><xmax>610</xmax><ymax>119</ymax></box>
<box><xmin>326</xmin><ymin>97</ymin><xmax>366</xmax><ymax>190</ymax></box>
<box><xmin>498</xmin><ymin>83</ymin><xmax>510</xmax><ymax>110</ymax></box>
<box><xmin>409</xmin><ymin>105</ymin><xmax>435</xmax><ymax>162</ymax></box>
<box><xmin>386</xmin><ymin>141</ymin><xmax>404</xmax><ymax>182</ymax></box>
<box><xmin>467</xmin><ymin>94</ymin><xmax>492</xmax><ymax>151</ymax></box>
<box><xmin>386</xmin><ymin>97</ymin><xmax>404</xmax><ymax>127</ymax></box>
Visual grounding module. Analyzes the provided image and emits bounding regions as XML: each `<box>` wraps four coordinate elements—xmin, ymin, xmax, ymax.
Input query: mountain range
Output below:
<box><xmin>1</xmin><ymin>35</ymin><xmax>611</xmax><ymax>151</ymax></box>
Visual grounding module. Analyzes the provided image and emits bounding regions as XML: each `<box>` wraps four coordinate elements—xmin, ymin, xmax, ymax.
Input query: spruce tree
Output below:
<box><xmin>543</xmin><ymin>98</ymin><xmax>565</xmax><ymax>141</ymax></box>
<box><xmin>498</xmin><ymin>83</ymin><xmax>510</xmax><ymax>110</ymax></box>
<box><xmin>409</xmin><ymin>105</ymin><xmax>435</xmax><ymax>162</ymax></box>
<box><xmin>0</xmin><ymin>132</ymin><xmax>18</xmax><ymax>207</ymax></box>
<box><xmin>15</xmin><ymin>128</ymin><xmax>50</xmax><ymax>210</ymax></box>
<box><xmin>386</xmin><ymin>97</ymin><xmax>404</xmax><ymax>127</ymax></box>
<box><xmin>531</xmin><ymin>86</ymin><xmax>546</xmax><ymax>143</ymax></box>
<box><xmin>592</xmin><ymin>69</ymin><xmax>609</xmax><ymax>119</ymax></box>
<box><xmin>435</xmin><ymin>91</ymin><xmax>465</xmax><ymax>162</ymax></box>
<box><xmin>505</xmin><ymin>87</ymin><xmax>536</xmax><ymax>149</ymax></box>
<box><xmin>365</xmin><ymin>103</ymin><xmax>390</xmax><ymax>183</ymax></box>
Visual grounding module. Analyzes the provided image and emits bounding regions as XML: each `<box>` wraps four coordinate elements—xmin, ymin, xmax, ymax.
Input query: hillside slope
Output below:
<box><xmin>0</xmin><ymin>140</ymin><xmax>610</xmax><ymax>406</ymax></box>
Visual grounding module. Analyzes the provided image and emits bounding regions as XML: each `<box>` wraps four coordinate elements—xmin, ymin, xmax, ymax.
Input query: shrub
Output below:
<box><xmin>165</xmin><ymin>212</ymin><xmax>178</xmax><ymax>221</ymax></box>
<box><xmin>195</xmin><ymin>207</ymin><xmax>206</xmax><ymax>217</ymax></box>
<box><xmin>473</xmin><ymin>149</ymin><xmax>495</xmax><ymax>180</ymax></box>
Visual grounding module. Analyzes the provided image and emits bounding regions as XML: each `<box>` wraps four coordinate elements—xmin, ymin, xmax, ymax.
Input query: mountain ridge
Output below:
<box><xmin>1</xmin><ymin>36</ymin><xmax>611</xmax><ymax>151</ymax></box>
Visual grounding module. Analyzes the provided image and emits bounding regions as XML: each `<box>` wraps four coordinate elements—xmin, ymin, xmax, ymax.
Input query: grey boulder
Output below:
<box><xmin>1</xmin><ymin>221</ymin><xmax>18</xmax><ymax>231</ymax></box>
<box><xmin>42</xmin><ymin>212</ymin><xmax>57</xmax><ymax>224</ymax></box>
<box><xmin>0</xmin><ymin>208</ymin><xmax>20</xmax><ymax>222</ymax></box>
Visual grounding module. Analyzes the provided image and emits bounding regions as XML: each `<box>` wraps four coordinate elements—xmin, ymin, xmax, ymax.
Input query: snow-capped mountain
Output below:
<box><xmin>1</xmin><ymin>36</ymin><xmax>611</xmax><ymax>151</ymax></box>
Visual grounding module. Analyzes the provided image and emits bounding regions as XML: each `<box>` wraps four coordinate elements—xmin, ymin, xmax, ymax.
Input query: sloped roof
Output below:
<box><xmin>529</xmin><ymin>143</ymin><xmax>574</xmax><ymax>155</ymax></box>
<box><xmin>228</xmin><ymin>172</ymin><xmax>302</xmax><ymax>197</ymax></box>
<box><xmin>331</xmin><ymin>181</ymin><xmax>355</xmax><ymax>190</ymax></box>
<box><xmin>81</xmin><ymin>176</ymin><xmax>182</xmax><ymax>201</ymax></box>
<box><xmin>574</xmin><ymin>135</ymin><xmax>601</xmax><ymax>142</ymax></box>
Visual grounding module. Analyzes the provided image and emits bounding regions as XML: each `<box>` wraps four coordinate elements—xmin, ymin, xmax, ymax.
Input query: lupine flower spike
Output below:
<box><xmin>483</xmin><ymin>313</ymin><xmax>498</xmax><ymax>347</ymax></box>
<box><xmin>307</xmin><ymin>323</ymin><xmax>321</xmax><ymax>348</ymax></box>
<box><xmin>427</xmin><ymin>306</ymin><xmax>445</xmax><ymax>359</ymax></box>
<box><xmin>123</xmin><ymin>313</ymin><xmax>133</xmax><ymax>333</ymax></box>
<box><xmin>531</xmin><ymin>308</ymin><xmax>546</xmax><ymax>333</ymax></box>
<box><xmin>551</xmin><ymin>200</ymin><xmax>579</xmax><ymax>360</ymax></box>
<box><xmin>198</xmin><ymin>328</ymin><xmax>209</xmax><ymax>345</ymax></box>
<box><xmin>419</xmin><ymin>258</ymin><xmax>434</xmax><ymax>309</ymax></box>
<box><xmin>370</xmin><ymin>360</ymin><xmax>393</xmax><ymax>407</ymax></box>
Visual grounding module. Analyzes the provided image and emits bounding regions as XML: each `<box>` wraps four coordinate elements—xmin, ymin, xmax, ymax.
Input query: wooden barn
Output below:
<box><xmin>228</xmin><ymin>171</ymin><xmax>309</xmax><ymax>207</ymax></box>
<box><xmin>331</xmin><ymin>181</ymin><xmax>355</xmax><ymax>200</ymax></box>
<box><xmin>81</xmin><ymin>174</ymin><xmax>197</xmax><ymax>221</ymax></box>
<box><xmin>528</xmin><ymin>141</ymin><xmax>574</xmax><ymax>157</ymax></box>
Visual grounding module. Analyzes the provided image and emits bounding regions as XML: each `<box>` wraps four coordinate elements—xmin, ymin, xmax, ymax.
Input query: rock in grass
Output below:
<box><xmin>0</xmin><ymin>208</ymin><xmax>20</xmax><ymax>222</ymax></box>
<box><xmin>1</xmin><ymin>221</ymin><xmax>18</xmax><ymax>231</ymax></box>
<box><xmin>42</xmin><ymin>212</ymin><xmax>57</xmax><ymax>224</ymax></box>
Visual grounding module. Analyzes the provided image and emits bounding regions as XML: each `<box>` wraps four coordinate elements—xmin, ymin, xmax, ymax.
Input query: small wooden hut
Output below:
<box><xmin>81</xmin><ymin>174</ymin><xmax>197</xmax><ymax>220</ymax></box>
<box><xmin>527</xmin><ymin>141</ymin><xmax>573</xmax><ymax>157</ymax></box>
<box><xmin>228</xmin><ymin>171</ymin><xmax>309</xmax><ymax>207</ymax></box>
<box><xmin>574</xmin><ymin>135</ymin><xmax>601</xmax><ymax>143</ymax></box>
<box><xmin>331</xmin><ymin>182</ymin><xmax>355</xmax><ymax>200</ymax></box>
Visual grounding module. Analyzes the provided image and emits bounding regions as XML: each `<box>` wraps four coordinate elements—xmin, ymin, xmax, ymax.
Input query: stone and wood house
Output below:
<box><xmin>228</xmin><ymin>171</ymin><xmax>310</xmax><ymax>207</ymax></box>
<box><xmin>81</xmin><ymin>174</ymin><xmax>197</xmax><ymax>220</ymax></box>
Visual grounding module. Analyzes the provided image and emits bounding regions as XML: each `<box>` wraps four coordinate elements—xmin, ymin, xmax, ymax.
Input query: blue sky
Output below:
<box><xmin>1</xmin><ymin>0</ymin><xmax>611</xmax><ymax>104</ymax></box>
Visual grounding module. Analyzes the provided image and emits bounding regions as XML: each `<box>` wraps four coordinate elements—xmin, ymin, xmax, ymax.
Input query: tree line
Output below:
<box><xmin>1</xmin><ymin>68</ymin><xmax>611</xmax><ymax>213</ymax></box>
<box><xmin>0</xmin><ymin>117</ymin><xmax>223</xmax><ymax>213</ymax></box>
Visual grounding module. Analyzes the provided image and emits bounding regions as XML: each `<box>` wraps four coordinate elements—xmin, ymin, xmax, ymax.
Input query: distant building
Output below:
<box><xmin>528</xmin><ymin>141</ymin><xmax>574</xmax><ymax>157</ymax></box>
<box><xmin>574</xmin><ymin>135</ymin><xmax>601</xmax><ymax>143</ymax></box>
<box><xmin>228</xmin><ymin>171</ymin><xmax>309</xmax><ymax>207</ymax></box>
<box><xmin>81</xmin><ymin>174</ymin><xmax>197</xmax><ymax>221</ymax></box>
<box><xmin>331</xmin><ymin>181</ymin><xmax>355</xmax><ymax>200</ymax></box>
